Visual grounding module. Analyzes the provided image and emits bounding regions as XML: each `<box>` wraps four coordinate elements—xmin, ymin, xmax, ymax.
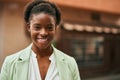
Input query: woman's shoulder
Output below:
<box><xmin>53</xmin><ymin>47</ymin><xmax>76</xmax><ymax>62</ymax></box>
<box><xmin>4</xmin><ymin>44</ymin><xmax>32</xmax><ymax>63</ymax></box>
<box><xmin>54</xmin><ymin>47</ymin><xmax>78</xmax><ymax>71</ymax></box>
<box><xmin>4</xmin><ymin>49</ymin><xmax>24</xmax><ymax>64</ymax></box>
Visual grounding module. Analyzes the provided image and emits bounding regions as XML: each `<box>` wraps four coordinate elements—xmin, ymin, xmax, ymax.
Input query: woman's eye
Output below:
<box><xmin>34</xmin><ymin>26</ymin><xmax>40</xmax><ymax>30</ymax></box>
<box><xmin>47</xmin><ymin>26</ymin><xmax>54</xmax><ymax>31</ymax></box>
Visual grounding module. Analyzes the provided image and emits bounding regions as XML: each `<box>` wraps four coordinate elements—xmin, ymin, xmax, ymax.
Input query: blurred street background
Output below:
<box><xmin>0</xmin><ymin>0</ymin><xmax>120</xmax><ymax>80</ymax></box>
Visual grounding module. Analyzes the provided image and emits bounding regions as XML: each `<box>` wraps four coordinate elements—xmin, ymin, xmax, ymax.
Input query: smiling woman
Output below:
<box><xmin>0</xmin><ymin>1</ymin><xmax>80</xmax><ymax>80</ymax></box>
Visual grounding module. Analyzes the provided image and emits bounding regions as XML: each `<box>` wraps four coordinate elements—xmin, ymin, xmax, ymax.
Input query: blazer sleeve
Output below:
<box><xmin>0</xmin><ymin>57</ymin><xmax>9</xmax><ymax>80</ymax></box>
<box><xmin>72</xmin><ymin>58</ymin><xmax>81</xmax><ymax>80</ymax></box>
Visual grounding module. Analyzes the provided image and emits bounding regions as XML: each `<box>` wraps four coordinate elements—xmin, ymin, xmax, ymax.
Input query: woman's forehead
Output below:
<box><xmin>30</xmin><ymin>13</ymin><xmax>56</xmax><ymax>25</ymax></box>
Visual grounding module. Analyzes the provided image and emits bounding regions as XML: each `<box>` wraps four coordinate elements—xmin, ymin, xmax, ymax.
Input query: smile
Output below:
<box><xmin>37</xmin><ymin>38</ymin><xmax>48</xmax><ymax>43</ymax></box>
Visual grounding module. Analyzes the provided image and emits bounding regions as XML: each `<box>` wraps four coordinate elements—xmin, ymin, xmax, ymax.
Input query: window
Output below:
<box><xmin>71</xmin><ymin>36</ymin><xmax>104</xmax><ymax>67</ymax></box>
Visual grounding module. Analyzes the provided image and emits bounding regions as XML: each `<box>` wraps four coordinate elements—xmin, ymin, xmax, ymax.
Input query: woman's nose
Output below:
<box><xmin>39</xmin><ymin>28</ymin><xmax>48</xmax><ymax>36</ymax></box>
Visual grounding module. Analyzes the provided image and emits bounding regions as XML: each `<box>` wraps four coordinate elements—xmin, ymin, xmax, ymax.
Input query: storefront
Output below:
<box><xmin>54</xmin><ymin>6</ymin><xmax>120</xmax><ymax>78</ymax></box>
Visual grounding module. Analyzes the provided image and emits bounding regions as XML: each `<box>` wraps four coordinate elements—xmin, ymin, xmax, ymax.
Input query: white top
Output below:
<box><xmin>28</xmin><ymin>50</ymin><xmax>60</xmax><ymax>80</ymax></box>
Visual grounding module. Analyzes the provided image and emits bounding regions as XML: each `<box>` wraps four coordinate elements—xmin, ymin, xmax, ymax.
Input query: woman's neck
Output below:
<box><xmin>32</xmin><ymin>44</ymin><xmax>53</xmax><ymax>58</ymax></box>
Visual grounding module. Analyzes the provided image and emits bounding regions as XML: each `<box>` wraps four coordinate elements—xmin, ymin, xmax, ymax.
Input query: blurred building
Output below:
<box><xmin>0</xmin><ymin>0</ymin><xmax>31</xmax><ymax>69</ymax></box>
<box><xmin>0</xmin><ymin>0</ymin><xmax>120</xmax><ymax>79</ymax></box>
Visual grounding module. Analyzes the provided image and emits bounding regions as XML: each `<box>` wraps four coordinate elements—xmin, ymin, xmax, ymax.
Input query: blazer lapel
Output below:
<box><xmin>53</xmin><ymin>47</ymin><xmax>72</xmax><ymax>80</ymax></box>
<box><xmin>15</xmin><ymin>60</ymin><xmax>29</xmax><ymax>80</ymax></box>
<box><xmin>15</xmin><ymin>44</ymin><xmax>32</xmax><ymax>80</ymax></box>
<box><xmin>56</xmin><ymin>60</ymin><xmax>71</xmax><ymax>80</ymax></box>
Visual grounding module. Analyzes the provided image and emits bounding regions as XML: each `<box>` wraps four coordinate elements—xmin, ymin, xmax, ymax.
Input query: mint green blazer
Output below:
<box><xmin>0</xmin><ymin>44</ymin><xmax>80</xmax><ymax>80</ymax></box>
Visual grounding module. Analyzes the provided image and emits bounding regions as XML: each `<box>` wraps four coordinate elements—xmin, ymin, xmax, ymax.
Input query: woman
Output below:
<box><xmin>0</xmin><ymin>1</ymin><xmax>80</xmax><ymax>80</ymax></box>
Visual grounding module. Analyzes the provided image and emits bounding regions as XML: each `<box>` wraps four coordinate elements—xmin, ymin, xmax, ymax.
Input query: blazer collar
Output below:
<box><xmin>18</xmin><ymin>43</ymin><xmax>32</xmax><ymax>61</ymax></box>
<box><xmin>52</xmin><ymin>45</ymin><xmax>65</xmax><ymax>62</ymax></box>
<box><xmin>52</xmin><ymin>46</ymin><xmax>72</xmax><ymax>80</ymax></box>
<box><xmin>18</xmin><ymin>44</ymin><xmax>65</xmax><ymax>62</ymax></box>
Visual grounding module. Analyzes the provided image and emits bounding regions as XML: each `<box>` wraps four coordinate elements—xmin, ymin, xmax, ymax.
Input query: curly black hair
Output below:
<box><xmin>24</xmin><ymin>0</ymin><xmax>61</xmax><ymax>25</ymax></box>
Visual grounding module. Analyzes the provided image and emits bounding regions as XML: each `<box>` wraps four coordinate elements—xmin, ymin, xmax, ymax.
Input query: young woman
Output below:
<box><xmin>0</xmin><ymin>1</ymin><xmax>80</xmax><ymax>80</ymax></box>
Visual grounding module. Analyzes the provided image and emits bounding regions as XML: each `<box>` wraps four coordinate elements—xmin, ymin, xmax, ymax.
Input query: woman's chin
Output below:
<box><xmin>37</xmin><ymin>43</ymin><xmax>51</xmax><ymax>49</ymax></box>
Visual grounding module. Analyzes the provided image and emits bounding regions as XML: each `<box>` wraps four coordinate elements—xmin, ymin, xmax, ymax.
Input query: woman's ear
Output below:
<box><xmin>26</xmin><ymin>23</ymin><xmax>31</xmax><ymax>32</ymax></box>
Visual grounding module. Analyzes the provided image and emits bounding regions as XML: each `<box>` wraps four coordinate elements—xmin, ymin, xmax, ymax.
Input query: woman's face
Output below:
<box><xmin>28</xmin><ymin>13</ymin><xmax>56</xmax><ymax>50</ymax></box>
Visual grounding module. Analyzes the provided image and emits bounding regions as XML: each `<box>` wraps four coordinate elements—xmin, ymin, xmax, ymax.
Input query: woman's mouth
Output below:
<box><xmin>37</xmin><ymin>38</ymin><xmax>48</xmax><ymax>43</ymax></box>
